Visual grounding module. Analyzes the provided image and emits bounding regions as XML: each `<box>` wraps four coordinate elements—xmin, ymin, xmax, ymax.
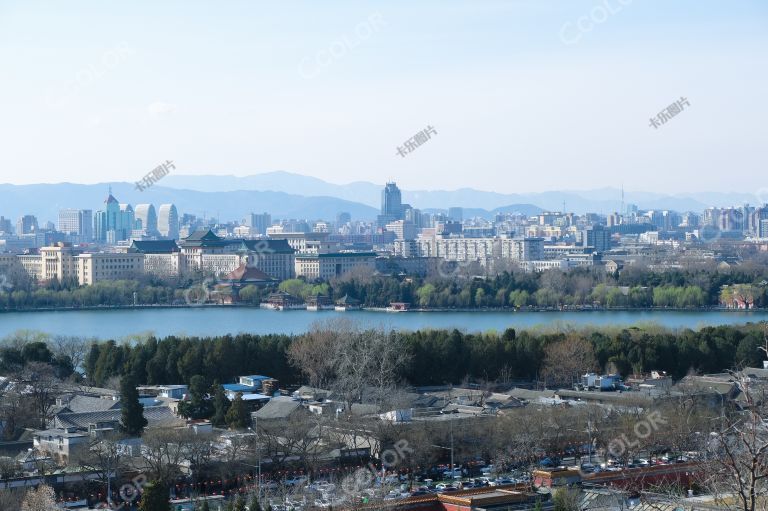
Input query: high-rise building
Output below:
<box><xmin>94</xmin><ymin>189</ymin><xmax>132</xmax><ymax>242</ymax></box>
<box><xmin>0</xmin><ymin>216</ymin><xmax>13</xmax><ymax>234</ymax></box>
<box><xmin>16</xmin><ymin>214</ymin><xmax>38</xmax><ymax>235</ymax></box>
<box><xmin>336</xmin><ymin>212</ymin><xmax>351</xmax><ymax>226</ymax></box>
<box><xmin>134</xmin><ymin>204</ymin><xmax>159</xmax><ymax>236</ymax></box>
<box><xmin>448</xmin><ymin>207</ymin><xmax>464</xmax><ymax>222</ymax></box>
<box><xmin>246</xmin><ymin>212</ymin><xmax>272</xmax><ymax>236</ymax></box>
<box><xmin>157</xmin><ymin>204</ymin><xmax>180</xmax><ymax>239</ymax></box>
<box><xmin>58</xmin><ymin>209</ymin><xmax>93</xmax><ymax>242</ymax></box>
<box><xmin>583</xmin><ymin>225</ymin><xmax>611</xmax><ymax>253</ymax></box>
<box><xmin>378</xmin><ymin>182</ymin><xmax>403</xmax><ymax>227</ymax></box>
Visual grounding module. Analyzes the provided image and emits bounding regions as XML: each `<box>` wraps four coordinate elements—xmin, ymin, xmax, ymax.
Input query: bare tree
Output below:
<box><xmin>289</xmin><ymin>319</ymin><xmax>409</xmax><ymax>412</ymax></box>
<box><xmin>21</xmin><ymin>484</ymin><xmax>58</xmax><ymax>511</ymax></box>
<box><xmin>141</xmin><ymin>428</ymin><xmax>196</xmax><ymax>483</ymax></box>
<box><xmin>541</xmin><ymin>335</ymin><xmax>598</xmax><ymax>389</ymax></box>
<box><xmin>49</xmin><ymin>335</ymin><xmax>91</xmax><ymax>374</ymax></box>
<box><xmin>19</xmin><ymin>362</ymin><xmax>60</xmax><ymax>428</ymax></box>
<box><xmin>288</xmin><ymin>320</ymin><xmax>341</xmax><ymax>390</ymax></box>
<box><xmin>73</xmin><ymin>432</ymin><xmax>125</xmax><ymax>505</ymax></box>
<box><xmin>703</xmin><ymin>373</ymin><xmax>768</xmax><ymax>511</ymax></box>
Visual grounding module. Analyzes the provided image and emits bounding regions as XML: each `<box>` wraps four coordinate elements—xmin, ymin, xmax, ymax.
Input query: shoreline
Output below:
<box><xmin>0</xmin><ymin>303</ymin><xmax>766</xmax><ymax>314</ymax></box>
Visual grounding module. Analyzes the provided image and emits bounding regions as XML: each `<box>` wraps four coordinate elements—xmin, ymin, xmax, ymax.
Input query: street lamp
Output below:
<box><xmin>247</xmin><ymin>424</ymin><xmax>262</xmax><ymax>501</ymax></box>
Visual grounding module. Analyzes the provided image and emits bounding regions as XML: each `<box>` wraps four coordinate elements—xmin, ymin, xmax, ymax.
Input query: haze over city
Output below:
<box><xmin>1</xmin><ymin>0</ymin><xmax>767</xmax><ymax>192</ymax></box>
<box><xmin>3</xmin><ymin>2</ymin><xmax>768</xmax><ymax>511</ymax></box>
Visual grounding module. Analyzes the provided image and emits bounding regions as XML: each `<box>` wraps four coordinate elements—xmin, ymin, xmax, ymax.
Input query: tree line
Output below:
<box><xmin>2</xmin><ymin>261</ymin><xmax>768</xmax><ymax>310</ymax></box>
<box><xmin>78</xmin><ymin>322</ymin><xmax>768</xmax><ymax>390</ymax></box>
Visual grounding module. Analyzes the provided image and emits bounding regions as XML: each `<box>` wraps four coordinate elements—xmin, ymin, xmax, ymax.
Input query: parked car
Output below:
<box><xmin>284</xmin><ymin>476</ymin><xmax>308</xmax><ymax>486</ymax></box>
<box><xmin>539</xmin><ymin>457</ymin><xmax>561</xmax><ymax>468</ymax></box>
<box><xmin>442</xmin><ymin>468</ymin><xmax>463</xmax><ymax>479</ymax></box>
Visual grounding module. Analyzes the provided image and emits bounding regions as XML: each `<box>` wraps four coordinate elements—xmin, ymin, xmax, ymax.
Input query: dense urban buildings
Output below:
<box><xmin>2</xmin><ymin>182</ymin><xmax>768</xmax><ymax>290</ymax></box>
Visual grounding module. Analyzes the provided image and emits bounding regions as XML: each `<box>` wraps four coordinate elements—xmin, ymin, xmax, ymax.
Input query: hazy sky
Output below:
<box><xmin>1</xmin><ymin>0</ymin><xmax>766</xmax><ymax>193</ymax></box>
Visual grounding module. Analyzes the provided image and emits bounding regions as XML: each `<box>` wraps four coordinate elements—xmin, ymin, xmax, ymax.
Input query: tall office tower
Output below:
<box><xmin>94</xmin><ymin>189</ymin><xmax>132</xmax><ymax>242</ymax></box>
<box><xmin>157</xmin><ymin>204</ymin><xmax>180</xmax><ymax>239</ymax></box>
<box><xmin>134</xmin><ymin>204</ymin><xmax>159</xmax><ymax>236</ymax></box>
<box><xmin>0</xmin><ymin>216</ymin><xmax>13</xmax><ymax>234</ymax></box>
<box><xmin>378</xmin><ymin>181</ymin><xmax>403</xmax><ymax>227</ymax></box>
<box><xmin>16</xmin><ymin>214</ymin><xmax>38</xmax><ymax>234</ymax></box>
<box><xmin>58</xmin><ymin>209</ymin><xmax>93</xmax><ymax>242</ymax></box>
<box><xmin>336</xmin><ymin>212</ymin><xmax>351</xmax><ymax>225</ymax></box>
<box><xmin>448</xmin><ymin>207</ymin><xmax>464</xmax><ymax>222</ymax></box>
<box><xmin>246</xmin><ymin>212</ymin><xmax>272</xmax><ymax>235</ymax></box>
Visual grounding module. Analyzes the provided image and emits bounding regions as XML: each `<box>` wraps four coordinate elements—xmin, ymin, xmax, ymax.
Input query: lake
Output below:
<box><xmin>0</xmin><ymin>307</ymin><xmax>766</xmax><ymax>339</ymax></box>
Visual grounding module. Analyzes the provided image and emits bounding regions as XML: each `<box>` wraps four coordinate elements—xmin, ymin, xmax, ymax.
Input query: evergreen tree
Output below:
<box><xmin>233</xmin><ymin>496</ymin><xmax>246</xmax><ymax>511</ymax></box>
<box><xmin>249</xmin><ymin>494</ymin><xmax>261</xmax><ymax>511</ymax></box>
<box><xmin>120</xmin><ymin>374</ymin><xmax>147</xmax><ymax>436</ymax></box>
<box><xmin>211</xmin><ymin>381</ymin><xmax>229</xmax><ymax>427</ymax></box>
<box><xmin>199</xmin><ymin>500</ymin><xmax>210</xmax><ymax>511</ymax></box>
<box><xmin>225</xmin><ymin>392</ymin><xmax>248</xmax><ymax>429</ymax></box>
<box><xmin>179</xmin><ymin>375</ymin><xmax>213</xmax><ymax>419</ymax></box>
<box><xmin>138</xmin><ymin>482</ymin><xmax>169</xmax><ymax>511</ymax></box>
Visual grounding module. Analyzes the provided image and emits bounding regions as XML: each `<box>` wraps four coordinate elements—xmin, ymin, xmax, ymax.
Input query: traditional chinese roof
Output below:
<box><xmin>222</xmin><ymin>263</ymin><xmax>275</xmax><ymax>284</ymax></box>
<box><xmin>179</xmin><ymin>229</ymin><xmax>226</xmax><ymax>248</ymax></box>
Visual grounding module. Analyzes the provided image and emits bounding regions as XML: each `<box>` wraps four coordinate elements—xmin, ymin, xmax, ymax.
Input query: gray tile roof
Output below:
<box><xmin>52</xmin><ymin>405</ymin><xmax>181</xmax><ymax>430</ymax></box>
<box><xmin>252</xmin><ymin>397</ymin><xmax>303</xmax><ymax>420</ymax></box>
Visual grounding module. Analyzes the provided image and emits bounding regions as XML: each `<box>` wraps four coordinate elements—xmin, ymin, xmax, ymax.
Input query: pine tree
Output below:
<box><xmin>138</xmin><ymin>482</ymin><xmax>169</xmax><ymax>511</ymax></box>
<box><xmin>211</xmin><ymin>381</ymin><xmax>229</xmax><ymax>427</ymax></box>
<box><xmin>120</xmin><ymin>374</ymin><xmax>147</xmax><ymax>436</ymax></box>
<box><xmin>233</xmin><ymin>496</ymin><xmax>246</xmax><ymax>511</ymax></box>
<box><xmin>249</xmin><ymin>494</ymin><xmax>261</xmax><ymax>511</ymax></box>
<box><xmin>225</xmin><ymin>392</ymin><xmax>248</xmax><ymax>429</ymax></box>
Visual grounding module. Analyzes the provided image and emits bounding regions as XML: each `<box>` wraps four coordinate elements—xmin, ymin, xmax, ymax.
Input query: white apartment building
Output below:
<box><xmin>41</xmin><ymin>245</ymin><xmax>78</xmax><ymax>282</ymax></box>
<box><xmin>76</xmin><ymin>252</ymin><xmax>144</xmax><ymax>285</ymax></box>
<box><xmin>295</xmin><ymin>252</ymin><xmax>376</xmax><ymax>280</ymax></box>
<box><xmin>398</xmin><ymin>236</ymin><xmax>544</xmax><ymax>266</ymax></box>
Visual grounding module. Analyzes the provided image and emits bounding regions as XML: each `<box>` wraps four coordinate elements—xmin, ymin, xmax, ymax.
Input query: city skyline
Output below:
<box><xmin>1</xmin><ymin>1</ymin><xmax>767</xmax><ymax>192</ymax></box>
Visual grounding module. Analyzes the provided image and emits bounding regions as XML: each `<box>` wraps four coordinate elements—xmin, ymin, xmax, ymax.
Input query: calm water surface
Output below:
<box><xmin>0</xmin><ymin>307</ymin><xmax>767</xmax><ymax>339</ymax></box>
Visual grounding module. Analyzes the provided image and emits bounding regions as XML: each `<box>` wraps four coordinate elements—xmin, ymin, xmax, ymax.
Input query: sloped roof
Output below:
<box><xmin>53</xmin><ymin>405</ymin><xmax>181</xmax><ymax>430</ymax></box>
<box><xmin>223</xmin><ymin>264</ymin><xmax>275</xmax><ymax>283</ymax></box>
<box><xmin>252</xmin><ymin>397</ymin><xmax>303</xmax><ymax>420</ymax></box>
<box><xmin>61</xmin><ymin>395</ymin><xmax>121</xmax><ymax>414</ymax></box>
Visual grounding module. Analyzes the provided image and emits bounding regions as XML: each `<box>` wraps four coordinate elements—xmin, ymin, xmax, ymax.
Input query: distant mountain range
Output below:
<box><xmin>0</xmin><ymin>171</ymin><xmax>762</xmax><ymax>224</ymax></box>
<box><xmin>161</xmin><ymin>172</ymin><xmax>761</xmax><ymax>213</ymax></box>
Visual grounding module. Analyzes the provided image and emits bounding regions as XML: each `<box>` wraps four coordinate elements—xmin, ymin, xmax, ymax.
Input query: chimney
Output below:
<box><xmin>763</xmin><ymin>360</ymin><xmax>768</xmax><ymax>369</ymax></box>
